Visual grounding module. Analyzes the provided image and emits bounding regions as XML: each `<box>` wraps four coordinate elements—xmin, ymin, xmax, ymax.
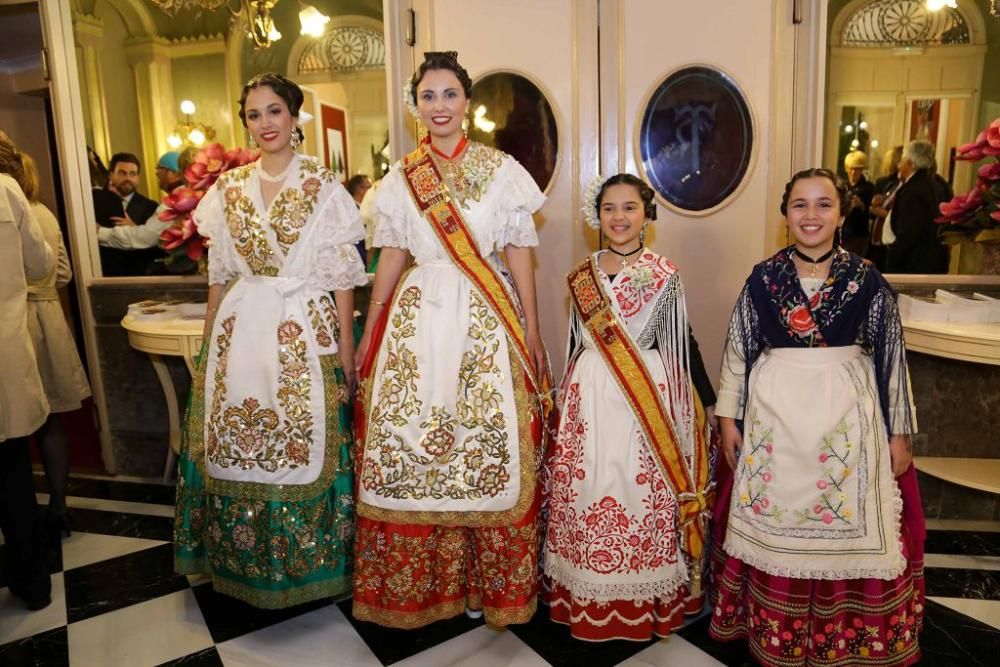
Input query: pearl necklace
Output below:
<box><xmin>258</xmin><ymin>156</ymin><xmax>296</xmax><ymax>183</ymax></box>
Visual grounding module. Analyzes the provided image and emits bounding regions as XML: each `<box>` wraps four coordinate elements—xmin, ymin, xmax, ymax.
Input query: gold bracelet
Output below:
<box><xmin>370</xmin><ymin>298</ymin><xmax>386</xmax><ymax>307</ymax></box>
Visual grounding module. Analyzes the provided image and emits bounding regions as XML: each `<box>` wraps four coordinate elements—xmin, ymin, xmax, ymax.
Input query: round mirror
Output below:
<box><xmin>638</xmin><ymin>66</ymin><xmax>754</xmax><ymax>214</ymax></box>
<box><xmin>470</xmin><ymin>71</ymin><xmax>559</xmax><ymax>192</ymax></box>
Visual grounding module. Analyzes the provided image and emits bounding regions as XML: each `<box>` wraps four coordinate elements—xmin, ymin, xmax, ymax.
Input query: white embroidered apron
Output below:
<box><xmin>724</xmin><ymin>346</ymin><xmax>905</xmax><ymax>580</ymax></box>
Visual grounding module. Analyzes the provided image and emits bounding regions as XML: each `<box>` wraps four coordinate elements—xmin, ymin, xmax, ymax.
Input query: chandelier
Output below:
<box><xmin>148</xmin><ymin>1</ymin><xmax>331</xmax><ymax>50</ymax></box>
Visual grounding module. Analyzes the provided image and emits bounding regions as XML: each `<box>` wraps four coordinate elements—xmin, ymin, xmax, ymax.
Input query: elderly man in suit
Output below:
<box><xmin>885</xmin><ymin>140</ymin><xmax>949</xmax><ymax>274</ymax></box>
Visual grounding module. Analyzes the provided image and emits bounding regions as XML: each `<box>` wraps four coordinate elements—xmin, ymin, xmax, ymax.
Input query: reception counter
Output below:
<box><xmin>902</xmin><ymin>319</ymin><xmax>1000</xmax><ymax>518</ymax></box>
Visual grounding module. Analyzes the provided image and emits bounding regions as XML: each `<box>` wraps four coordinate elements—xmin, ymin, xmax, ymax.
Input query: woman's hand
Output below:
<box><xmin>889</xmin><ymin>434</ymin><xmax>912</xmax><ymax>477</ymax></box>
<box><xmin>340</xmin><ymin>341</ymin><xmax>357</xmax><ymax>397</ymax></box>
<box><xmin>526</xmin><ymin>327</ymin><xmax>547</xmax><ymax>380</ymax></box>
<box><xmin>705</xmin><ymin>404</ymin><xmax>719</xmax><ymax>433</ymax></box>
<box><xmin>720</xmin><ymin>417</ymin><xmax>743</xmax><ymax>470</ymax></box>
<box><xmin>354</xmin><ymin>330</ymin><xmax>370</xmax><ymax>377</ymax></box>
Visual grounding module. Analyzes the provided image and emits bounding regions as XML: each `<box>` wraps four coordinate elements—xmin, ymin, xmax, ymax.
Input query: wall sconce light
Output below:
<box><xmin>167</xmin><ymin>100</ymin><xmax>216</xmax><ymax>148</ymax></box>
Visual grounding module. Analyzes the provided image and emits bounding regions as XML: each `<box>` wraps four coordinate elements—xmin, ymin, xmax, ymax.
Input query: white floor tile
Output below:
<box><xmin>0</xmin><ymin>573</ymin><xmax>67</xmax><ymax>645</ymax></box>
<box><xmin>67</xmin><ymin>589</ymin><xmax>213</xmax><ymax>666</ymax></box>
<box><xmin>924</xmin><ymin>553</ymin><xmax>1000</xmax><ymax>571</ymax></box>
<box><xmin>35</xmin><ymin>493</ymin><xmax>175</xmax><ymax>518</ymax></box>
<box><xmin>391</xmin><ymin>625</ymin><xmax>549</xmax><ymax>667</ymax></box>
<box><xmin>929</xmin><ymin>596</ymin><xmax>1000</xmax><ymax>631</ymax></box>
<box><xmin>61</xmin><ymin>532</ymin><xmax>166</xmax><ymax>571</ymax></box>
<box><xmin>215</xmin><ymin>603</ymin><xmax>380</xmax><ymax>667</ymax></box>
<box><xmin>617</xmin><ymin>634</ymin><xmax>724</xmax><ymax>666</ymax></box>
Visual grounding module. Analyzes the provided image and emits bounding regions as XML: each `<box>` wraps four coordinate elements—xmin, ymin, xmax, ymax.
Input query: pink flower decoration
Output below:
<box><xmin>817</xmin><ymin>479</ymin><xmax>828</xmax><ymax>490</ymax></box>
<box><xmin>762</xmin><ymin>472</ymin><xmax>772</xmax><ymax>482</ymax></box>
<box><xmin>813</xmin><ymin>504</ymin><xmax>823</xmax><ymax>514</ymax></box>
<box><xmin>819</xmin><ymin>452</ymin><xmax>829</xmax><ymax>463</ymax></box>
<box><xmin>822</xmin><ymin>512</ymin><xmax>834</xmax><ymax>524</ymax></box>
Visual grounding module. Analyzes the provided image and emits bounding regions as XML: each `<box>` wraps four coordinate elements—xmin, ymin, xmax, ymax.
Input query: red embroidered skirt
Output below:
<box><xmin>709</xmin><ymin>462</ymin><xmax>926</xmax><ymax>667</ymax></box>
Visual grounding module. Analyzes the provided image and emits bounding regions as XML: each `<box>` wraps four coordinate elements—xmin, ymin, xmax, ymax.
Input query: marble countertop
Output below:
<box><xmin>902</xmin><ymin>320</ymin><xmax>1000</xmax><ymax>365</ymax></box>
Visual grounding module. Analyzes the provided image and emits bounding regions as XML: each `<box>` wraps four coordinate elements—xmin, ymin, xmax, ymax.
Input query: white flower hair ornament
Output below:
<box><xmin>581</xmin><ymin>174</ymin><xmax>606</xmax><ymax>230</ymax></box>
<box><xmin>403</xmin><ymin>81</ymin><xmax>420</xmax><ymax>120</ymax></box>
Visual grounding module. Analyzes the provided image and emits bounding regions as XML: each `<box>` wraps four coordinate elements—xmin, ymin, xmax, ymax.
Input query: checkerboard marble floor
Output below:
<box><xmin>1</xmin><ymin>474</ymin><xmax>998</xmax><ymax>666</ymax></box>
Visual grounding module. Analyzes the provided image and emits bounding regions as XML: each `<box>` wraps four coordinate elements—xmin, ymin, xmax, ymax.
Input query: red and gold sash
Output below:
<box><xmin>567</xmin><ymin>256</ymin><xmax>713</xmax><ymax>561</ymax></box>
<box><xmin>400</xmin><ymin>141</ymin><xmax>552</xmax><ymax>415</ymax></box>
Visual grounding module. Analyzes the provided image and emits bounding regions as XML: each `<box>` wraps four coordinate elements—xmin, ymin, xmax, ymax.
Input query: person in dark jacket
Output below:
<box><xmin>842</xmin><ymin>150</ymin><xmax>874</xmax><ymax>256</ymax></box>
<box><xmin>885</xmin><ymin>140</ymin><xmax>948</xmax><ymax>274</ymax></box>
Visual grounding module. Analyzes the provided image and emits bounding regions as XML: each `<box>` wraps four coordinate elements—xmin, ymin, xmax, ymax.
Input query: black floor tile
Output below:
<box><xmin>924</xmin><ymin>567</ymin><xmax>1000</xmax><ymax>600</ymax></box>
<box><xmin>63</xmin><ymin>543</ymin><xmax>189</xmax><ymax>623</ymax></box>
<box><xmin>918</xmin><ymin>599</ymin><xmax>1000</xmax><ymax>666</ymax></box>
<box><xmin>0</xmin><ymin>627</ymin><xmax>68</xmax><ymax>667</ymax></box>
<box><xmin>156</xmin><ymin>646</ymin><xmax>225</xmax><ymax>666</ymax></box>
<box><xmin>676</xmin><ymin>613</ymin><xmax>758</xmax><ymax>667</ymax></box>
<box><xmin>56</xmin><ymin>507</ymin><xmax>174</xmax><ymax>542</ymax></box>
<box><xmin>925</xmin><ymin>530</ymin><xmax>1000</xmax><ymax>558</ymax></box>
<box><xmin>33</xmin><ymin>474</ymin><xmax>177</xmax><ymax>507</ymax></box>
<box><xmin>192</xmin><ymin>581</ymin><xmax>333</xmax><ymax>644</ymax></box>
<box><xmin>336</xmin><ymin>598</ymin><xmax>485</xmax><ymax>665</ymax></box>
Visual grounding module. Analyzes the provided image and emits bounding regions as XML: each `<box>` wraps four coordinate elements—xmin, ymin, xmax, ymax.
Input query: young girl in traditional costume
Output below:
<box><xmin>352</xmin><ymin>51</ymin><xmax>550</xmax><ymax>629</ymax></box>
<box><xmin>543</xmin><ymin>173</ymin><xmax>717</xmax><ymax>642</ymax></box>
<box><xmin>174</xmin><ymin>73</ymin><xmax>367</xmax><ymax>608</ymax></box>
<box><xmin>710</xmin><ymin>168</ymin><xmax>924</xmax><ymax>666</ymax></box>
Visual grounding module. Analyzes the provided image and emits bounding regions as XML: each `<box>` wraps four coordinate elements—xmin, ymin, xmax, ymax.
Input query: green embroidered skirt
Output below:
<box><xmin>174</xmin><ymin>354</ymin><xmax>354</xmax><ymax>609</ymax></box>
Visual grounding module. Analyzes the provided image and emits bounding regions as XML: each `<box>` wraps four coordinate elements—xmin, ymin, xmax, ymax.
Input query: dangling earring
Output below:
<box><xmin>417</xmin><ymin>123</ymin><xmax>429</xmax><ymax>144</ymax></box>
<box><xmin>290</xmin><ymin>127</ymin><xmax>301</xmax><ymax>150</ymax></box>
<box><xmin>639</xmin><ymin>223</ymin><xmax>648</xmax><ymax>247</ymax></box>
<box><xmin>461</xmin><ymin>115</ymin><xmax>470</xmax><ymax>135</ymax></box>
<box><xmin>248</xmin><ymin>135</ymin><xmax>258</xmax><ymax>150</ymax></box>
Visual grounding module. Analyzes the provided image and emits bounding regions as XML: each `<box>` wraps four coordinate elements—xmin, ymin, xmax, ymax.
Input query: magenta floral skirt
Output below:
<box><xmin>708</xmin><ymin>461</ymin><xmax>925</xmax><ymax>667</ymax></box>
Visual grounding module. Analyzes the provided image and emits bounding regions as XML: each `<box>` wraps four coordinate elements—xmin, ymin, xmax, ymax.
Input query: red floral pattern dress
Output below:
<box><xmin>543</xmin><ymin>250</ymin><xmax>711</xmax><ymax>641</ymax></box>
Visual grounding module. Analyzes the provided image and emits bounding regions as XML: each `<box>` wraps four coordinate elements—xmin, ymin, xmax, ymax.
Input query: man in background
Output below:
<box><xmin>886</xmin><ymin>140</ymin><xmax>948</xmax><ymax>274</ymax></box>
<box><xmin>97</xmin><ymin>152</ymin><xmax>184</xmax><ymax>276</ymax></box>
<box><xmin>93</xmin><ymin>152</ymin><xmax>159</xmax><ymax>276</ymax></box>
<box><xmin>346</xmin><ymin>173</ymin><xmax>372</xmax><ymax>267</ymax></box>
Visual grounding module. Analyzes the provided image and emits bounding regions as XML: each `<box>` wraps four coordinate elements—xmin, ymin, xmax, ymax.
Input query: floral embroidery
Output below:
<box><xmin>546</xmin><ymin>383</ymin><xmax>679</xmax><ymax>575</ymax></box>
<box><xmin>435</xmin><ymin>143</ymin><xmax>504</xmax><ymax>209</ymax></box>
<box><xmin>269</xmin><ymin>170</ymin><xmax>331</xmax><ymax>255</ymax></box>
<box><xmin>219</xmin><ymin>166</ymin><xmax>278</xmax><ymax>275</ymax></box>
<box><xmin>735</xmin><ymin>408</ymin><xmax>780</xmax><ymax>520</ymax></box>
<box><xmin>208</xmin><ymin>318</ymin><xmax>315</xmax><ymax>471</ymax></box>
<box><xmin>308</xmin><ymin>295</ymin><xmax>339</xmax><ymax>349</ymax></box>
<box><xmin>614</xmin><ymin>252</ymin><xmax>676</xmax><ymax>318</ymax></box>
<box><xmin>361</xmin><ymin>288</ymin><xmax>514</xmax><ymax>501</ymax></box>
<box><xmin>795</xmin><ymin>418</ymin><xmax>857</xmax><ymax>525</ymax></box>
<box><xmin>206</xmin><ymin>315</ymin><xmax>236</xmax><ymax>461</ymax></box>
<box><xmin>761</xmin><ymin>247</ymin><xmax>871</xmax><ymax>346</ymax></box>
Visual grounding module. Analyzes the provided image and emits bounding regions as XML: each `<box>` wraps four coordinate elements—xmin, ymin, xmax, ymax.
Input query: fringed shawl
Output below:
<box><xmin>726</xmin><ymin>246</ymin><xmax>914</xmax><ymax>436</ymax></box>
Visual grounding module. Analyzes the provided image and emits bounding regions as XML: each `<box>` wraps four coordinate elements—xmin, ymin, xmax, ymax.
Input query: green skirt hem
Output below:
<box><xmin>176</xmin><ymin>555</ymin><xmax>352</xmax><ymax>609</ymax></box>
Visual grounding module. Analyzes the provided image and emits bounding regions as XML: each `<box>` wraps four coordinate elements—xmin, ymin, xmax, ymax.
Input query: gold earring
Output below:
<box><xmin>248</xmin><ymin>135</ymin><xmax>258</xmax><ymax>150</ymax></box>
<box><xmin>290</xmin><ymin>128</ymin><xmax>301</xmax><ymax>150</ymax></box>
<box><xmin>462</xmin><ymin>116</ymin><xmax>470</xmax><ymax>135</ymax></box>
<box><xmin>639</xmin><ymin>223</ymin><xmax>648</xmax><ymax>246</ymax></box>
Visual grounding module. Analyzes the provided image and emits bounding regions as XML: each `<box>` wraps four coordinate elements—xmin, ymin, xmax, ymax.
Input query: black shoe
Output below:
<box><xmin>8</xmin><ymin>584</ymin><xmax>52</xmax><ymax>611</ymax></box>
<box><xmin>45</xmin><ymin>510</ymin><xmax>71</xmax><ymax>541</ymax></box>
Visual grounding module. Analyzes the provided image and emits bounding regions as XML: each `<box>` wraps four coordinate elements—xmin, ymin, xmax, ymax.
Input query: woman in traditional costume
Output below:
<box><xmin>352</xmin><ymin>51</ymin><xmax>549</xmax><ymax>628</ymax></box>
<box><xmin>174</xmin><ymin>73</ymin><xmax>367</xmax><ymax>608</ymax></box>
<box><xmin>709</xmin><ymin>168</ymin><xmax>924</xmax><ymax>666</ymax></box>
<box><xmin>543</xmin><ymin>174</ymin><xmax>716</xmax><ymax>641</ymax></box>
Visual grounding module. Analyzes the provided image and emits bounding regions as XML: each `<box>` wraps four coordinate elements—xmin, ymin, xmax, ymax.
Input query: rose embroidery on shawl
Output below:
<box><xmin>786</xmin><ymin>304</ymin><xmax>818</xmax><ymax>337</ymax></box>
